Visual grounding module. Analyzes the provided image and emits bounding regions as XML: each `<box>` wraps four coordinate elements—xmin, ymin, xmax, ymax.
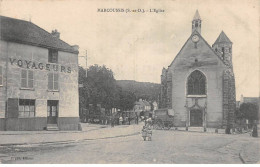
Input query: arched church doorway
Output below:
<box><xmin>190</xmin><ymin>109</ymin><xmax>203</xmax><ymax>126</ymax></box>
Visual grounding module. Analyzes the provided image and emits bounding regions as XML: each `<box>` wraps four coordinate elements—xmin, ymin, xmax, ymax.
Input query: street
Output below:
<box><xmin>0</xmin><ymin>125</ymin><xmax>259</xmax><ymax>164</ymax></box>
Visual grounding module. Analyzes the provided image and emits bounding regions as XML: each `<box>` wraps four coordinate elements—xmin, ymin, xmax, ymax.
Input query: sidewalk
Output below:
<box><xmin>0</xmin><ymin>123</ymin><xmax>143</xmax><ymax>146</ymax></box>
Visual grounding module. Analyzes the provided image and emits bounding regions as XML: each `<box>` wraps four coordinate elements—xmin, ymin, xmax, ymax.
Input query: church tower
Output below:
<box><xmin>212</xmin><ymin>31</ymin><xmax>233</xmax><ymax>67</ymax></box>
<box><xmin>192</xmin><ymin>10</ymin><xmax>201</xmax><ymax>34</ymax></box>
<box><xmin>212</xmin><ymin>31</ymin><xmax>235</xmax><ymax>131</ymax></box>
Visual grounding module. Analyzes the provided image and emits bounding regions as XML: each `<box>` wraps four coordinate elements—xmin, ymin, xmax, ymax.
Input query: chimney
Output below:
<box><xmin>51</xmin><ymin>29</ymin><xmax>60</xmax><ymax>38</ymax></box>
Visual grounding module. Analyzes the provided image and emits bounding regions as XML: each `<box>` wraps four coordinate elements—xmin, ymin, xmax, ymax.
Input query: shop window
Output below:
<box><xmin>21</xmin><ymin>69</ymin><xmax>34</xmax><ymax>89</ymax></box>
<box><xmin>48</xmin><ymin>49</ymin><xmax>58</xmax><ymax>63</ymax></box>
<box><xmin>19</xmin><ymin>99</ymin><xmax>35</xmax><ymax>118</ymax></box>
<box><xmin>48</xmin><ymin>72</ymin><xmax>59</xmax><ymax>91</ymax></box>
<box><xmin>187</xmin><ymin>70</ymin><xmax>206</xmax><ymax>95</ymax></box>
<box><xmin>0</xmin><ymin>66</ymin><xmax>3</xmax><ymax>86</ymax></box>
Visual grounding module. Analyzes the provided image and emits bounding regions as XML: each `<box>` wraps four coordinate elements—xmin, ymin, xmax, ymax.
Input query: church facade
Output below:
<box><xmin>159</xmin><ymin>11</ymin><xmax>236</xmax><ymax>130</ymax></box>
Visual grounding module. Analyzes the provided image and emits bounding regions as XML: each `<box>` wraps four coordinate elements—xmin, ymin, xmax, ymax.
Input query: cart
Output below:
<box><xmin>152</xmin><ymin>109</ymin><xmax>174</xmax><ymax>130</ymax></box>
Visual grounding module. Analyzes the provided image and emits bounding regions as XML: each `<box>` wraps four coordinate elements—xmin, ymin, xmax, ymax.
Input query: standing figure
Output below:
<box><xmin>119</xmin><ymin>116</ymin><xmax>123</xmax><ymax>125</ymax></box>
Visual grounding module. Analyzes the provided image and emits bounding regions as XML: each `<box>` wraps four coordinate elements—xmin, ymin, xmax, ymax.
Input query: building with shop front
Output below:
<box><xmin>159</xmin><ymin>11</ymin><xmax>236</xmax><ymax>130</ymax></box>
<box><xmin>0</xmin><ymin>16</ymin><xmax>79</xmax><ymax>131</ymax></box>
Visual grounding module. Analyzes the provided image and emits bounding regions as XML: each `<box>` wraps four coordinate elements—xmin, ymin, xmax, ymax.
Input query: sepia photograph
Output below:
<box><xmin>0</xmin><ymin>0</ymin><xmax>259</xmax><ymax>164</ymax></box>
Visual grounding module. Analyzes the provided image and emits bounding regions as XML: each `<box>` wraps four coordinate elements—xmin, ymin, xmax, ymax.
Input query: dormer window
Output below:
<box><xmin>215</xmin><ymin>48</ymin><xmax>217</xmax><ymax>52</ymax></box>
<box><xmin>48</xmin><ymin>49</ymin><xmax>58</xmax><ymax>63</ymax></box>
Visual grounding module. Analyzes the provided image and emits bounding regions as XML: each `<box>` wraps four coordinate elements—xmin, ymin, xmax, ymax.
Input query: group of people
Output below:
<box><xmin>110</xmin><ymin>114</ymin><xmax>139</xmax><ymax>127</ymax></box>
<box><xmin>118</xmin><ymin>115</ymin><xmax>139</xmax><ymax>125</ymax></box>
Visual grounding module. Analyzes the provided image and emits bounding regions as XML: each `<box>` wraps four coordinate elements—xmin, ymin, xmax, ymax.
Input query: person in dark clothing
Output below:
<box><xmin>128</xmin><ymin>117</ymin><xmax>131</xmax><ymax>125</ymax></box>
<box><xmin>252</xmin><ymin>124</ymin><xmax>258</xmax><ymax>137</ymax></box>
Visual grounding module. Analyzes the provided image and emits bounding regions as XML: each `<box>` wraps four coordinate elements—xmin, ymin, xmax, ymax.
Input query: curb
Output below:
<box><xmin>0</xmin><ymin>125</ymin><xmax>135</xmax><ymax>136</ymax></box>
<box><xmin>239</xmin><ymin>153</ymin><xmax>246</xmax><ymax>164</ymax></box>
<box><xmin>0</xmin><ymin>128</ymin><xmax>101</xmax><ymax>136</ymax></box>
<box><xmin>0</xmin><ymin>132</ymin><xmax>141</xmax><ymax>147</ymax></box>
<box><xmin>154</xmin><ymin>128</ymin><xmax>250</xmax><ymax>135</ymax></box>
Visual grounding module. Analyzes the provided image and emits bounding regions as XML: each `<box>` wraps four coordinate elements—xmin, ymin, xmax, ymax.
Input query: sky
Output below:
<box><xmin>0</xmin><ymin>0</ymin><xmax>259</xmax><ymax>99</ymax></box>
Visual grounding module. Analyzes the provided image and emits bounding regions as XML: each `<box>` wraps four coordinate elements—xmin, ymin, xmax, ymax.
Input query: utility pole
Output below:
<box><xmin>78</xmin><ymin>50</ymin><xmax>88</xmax><ymax>78</ymax></box>
<box><xmin>85</xmin><ymin>50</ymin><xmax>88</xmax><ymax>78</ymax></box>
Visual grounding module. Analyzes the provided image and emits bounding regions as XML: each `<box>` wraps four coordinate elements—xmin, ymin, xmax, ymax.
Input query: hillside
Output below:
<box><xmin>116</xmin><ymin>80</ymin><xmax>160</xmax><ymax>102</ymax></box>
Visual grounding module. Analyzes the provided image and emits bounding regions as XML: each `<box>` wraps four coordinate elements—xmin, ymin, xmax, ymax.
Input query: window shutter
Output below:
<box><xmin>48</xmin><ymin>73</ymin><xmax>54</xmax><ymax>90</ymax></box>
<box><xmin>54</xmin><ymin>73</ymin><xmax>59</xmax><ymax>90</ymax></box>
<box><xmin>21</xmin><ymin>69</ymin><xmax>27</xmax><ymax>88</ymax></box>
<box><xmin>28</xmin><ymin>70</ymin><xmax>34</xmax><ymax>88</ymax></box>
<box><xmin>0</xmin><ymin>66</ymin><xmax>3</xmax><ymax>85</ymax></box>
<box><xmin>7</xmin><ymin>98</ymin><xmax>19</xmax><ymax>118</ymax></box>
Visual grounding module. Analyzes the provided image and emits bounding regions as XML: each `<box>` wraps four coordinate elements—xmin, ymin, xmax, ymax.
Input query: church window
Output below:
<box><xmin>187</xmin><ymin>70</ymin><xmax>206</xmax><ymax>95</ymax></box>
<box><xmin>195</xmin><ymin>22</ymin><xmax>198</xmax><ymax>27</ymax></box>
<box><xmin>222</xmin><ymin>47</ymin><xmax>225</xmax><ymax>59</ymax></box>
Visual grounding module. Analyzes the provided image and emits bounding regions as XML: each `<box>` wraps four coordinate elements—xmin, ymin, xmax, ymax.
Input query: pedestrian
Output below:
<box><xmin>110</xmin><ymin>116</ymin><xmax>114</xmax><ymax>127</ymax></box>
<box><xmin>147</xmin><ymin>117</ymin><xmax>152</xmax><ymax>127</ymax></box>
<box><xmin>125</xmin><ymin>116</ymin><xmax>128</xmax><ymax>125</ymax></box>
<box><xmin>252</xmin><ymin>124</ymin><xmax>258</xmax><ymax>137</ymax></box>
<box><xmin>128</xmin><ymin>117</ymin><xmax>131</xmax><ymax>125</ymax></box>
<box><xmin>119</xmin><ymin>116</ymin><xmax>123</xmax><ymax>125</ymax></box>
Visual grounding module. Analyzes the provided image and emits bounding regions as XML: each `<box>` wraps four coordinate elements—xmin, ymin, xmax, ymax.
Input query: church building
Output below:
<box><xmin>159</xmin><ymin>11</ymin><xmax>236</xmax><ymax>131</ymax></box>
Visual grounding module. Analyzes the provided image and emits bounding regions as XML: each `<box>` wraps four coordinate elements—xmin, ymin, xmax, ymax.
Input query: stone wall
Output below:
<box><xmin>159</xmin><ymin>68</ymin><xmax>168</xmax><ymax>109</ymax></box>
<box><xmin>0</xmin><ymin>41</ymin><xmax>8</xmax><ymax>118</ymax></box>
<box><xmin>223</xmin><ymin>69</ymin><xmax>236</xmax><ymax>128</ymax></box>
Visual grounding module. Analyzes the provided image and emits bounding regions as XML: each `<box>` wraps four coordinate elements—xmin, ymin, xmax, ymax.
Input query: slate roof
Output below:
<box><xmin>193</xmin><ymin>10</ymin><xmax>201</xmax><ymax>20</ymax></box>
<box><xmin>213</xmin><ymin>31</ymin><xmax>232</xmax><ymax>44</ymax></box>
<box><xmin>0</xmin><ymin>15</ymin><xmax>78</xmax><ymax>54</ymax></box>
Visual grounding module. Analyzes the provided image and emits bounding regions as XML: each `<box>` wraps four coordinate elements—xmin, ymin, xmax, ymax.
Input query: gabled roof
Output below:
<box><xmin>193</xmin><ymin>10</ymin><xmax>201</xmax><ymax>20</ymax></box>
<box><xmin>169</xmin><ymin>30</ymin><xmax>225</xmax><ymax>67</ymax></box>
<box><xmin>213</xmin><ymin>31</ymin><xmax>232</xmax><ymax>44</ymax></box>
<box><xmin>134</xmin><ymin>100</ymin><xmax>150</xmax><ymax>107</ymax></box>
<box><xmin>0</xmin><ymin>15</ymin><xmax>78</xmax><ymax>54</ymax></box>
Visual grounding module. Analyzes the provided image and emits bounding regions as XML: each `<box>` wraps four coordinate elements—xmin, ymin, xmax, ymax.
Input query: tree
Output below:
<box><xmin>118</xmin><ymin>90</ymin><xmax>136</xmax><ymax>111</ymax></box>
<box><xmin>79</xmin><ymin>65</ymin><xmax>138</xmax><ymax>120</ymax></box>
<box><xmin>79</xmin><ymin>65</ymin><xmax>120</xmax><ymax>110</ymax></box>
<box><xmin>239</xmin><ymin>103</ymin><xmax>259</xmax><ymax>124</ymax></box>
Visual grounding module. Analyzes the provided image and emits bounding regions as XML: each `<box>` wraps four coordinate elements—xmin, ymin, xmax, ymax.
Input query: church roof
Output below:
<box><xmin>0</xmin><ymin>15</ymin><xmax>78</xmax><ymax>54</ymax></box>
<box><xmin>193</xmin><ymin>10</ymin><xmax>201</xmax><ymax>20</ymax></box>
<box><xmin>169</xmin><ymin>30</ymin><xmax>226</xmax><ymax>67</ymax></box>
<box><xmin>213</xmin><ymin>31</ymin><xmax>232</xmax><ymax>44</ymax></box>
